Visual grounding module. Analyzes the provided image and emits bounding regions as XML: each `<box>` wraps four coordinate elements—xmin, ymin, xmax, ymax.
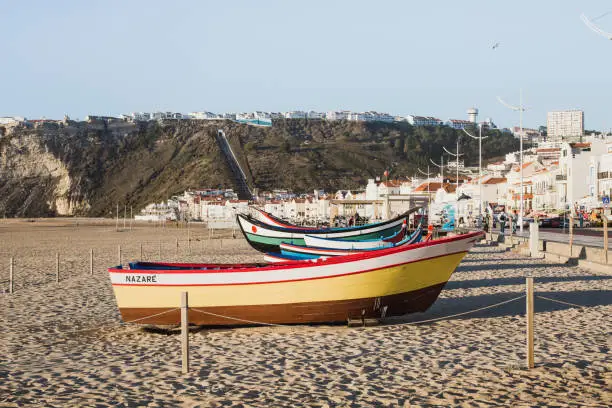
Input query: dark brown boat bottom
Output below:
<box><xmin>120</xmin><ymin>283</ymin><xmax>447</xmax><ymax>326</ymax></box>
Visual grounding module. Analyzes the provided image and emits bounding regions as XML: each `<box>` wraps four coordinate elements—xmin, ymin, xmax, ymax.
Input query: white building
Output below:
<box><xmin>189</xmin><ymin>111</ymin><xmax>219</xmax><ymax>120</ymax></box>
<box><xmin>0</xmin><ymin>116</ymin><xmax>26</xmax><ymax>125</ymax></box>
<box><xmin>284</xmin><ymin>111</ymin><xmax>307</xmax><ymax>119</ymax></box>
<box><xmin>446</xmin><ymin>119</ymin><xmax>473</xmax><ymax>129</ymax></box>
<box><xmin>326</xmin><ymin>111</ymin><xmax>350</xmax><ymax>121</ymax></box>
<box><xmin>407</xmin><ymin>116</ymin><xmax>443</xmax><ymax>127</ymax></box>
<box><xmin>306</xmin><ymin>111</ymin><xmax>325</xmax><ymax>119</ymax></box>
<box><xmin>547</xmin><ymin>110</ymin><xmax>584</xmax><ymax>143</ymax></box>
<box><xmin>556</xmin><ymin>139</ymin><xmax>608</xmax><ymax>209</ymax></box>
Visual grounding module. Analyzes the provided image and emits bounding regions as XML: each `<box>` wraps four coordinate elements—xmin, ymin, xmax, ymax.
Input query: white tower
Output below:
<box><xmin>467</xmin><ymin>107</ymin><xmax>478</xmax><ymax>123</ymax></box>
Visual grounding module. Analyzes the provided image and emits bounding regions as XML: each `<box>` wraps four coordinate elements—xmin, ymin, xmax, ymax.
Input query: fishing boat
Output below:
<box><xmin>302</xmin><ymin>223</ymin><xmax>413</xmax><ymax>250</ymax></box>
<box><xmin>237</xmin><ymin>209</ymin><xmax>418</xmax><ymax>253</ymax></box>
<box><xmin>107</xmin><ymin>230</ymin><xmax>483</xmax><ymax>326</ymax></box>
<box><xmin>252</xmin><ymin>208</ymin><xmax>318</xmax><ymax>230</ymax></box>
<box><xmin>277</xmin><ymin>226</ymin><xmax>423</xmax><ymax>261</ymax></box>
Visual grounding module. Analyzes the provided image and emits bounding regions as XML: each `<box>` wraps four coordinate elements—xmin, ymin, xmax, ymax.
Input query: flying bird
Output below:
<box><xmin>581</xmin><ymin>13</ymin><xmax>612</xmax><ymax>40</ymax></box>
<box><xmin>492</xmin><ymin>42</ymin><xmax>500</xmax><ymax>50</ymax></box>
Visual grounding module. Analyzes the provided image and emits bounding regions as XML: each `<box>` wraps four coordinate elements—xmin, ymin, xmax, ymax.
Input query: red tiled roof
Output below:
<box><xmin>570</xmin><ymin>142</ymin><xmax>590</xmax><ymax>148</ymax></box>
<box><xmin>482</xmin><ymin>177</ymin><xmax>507</xmax><ymax>185</ymax></box>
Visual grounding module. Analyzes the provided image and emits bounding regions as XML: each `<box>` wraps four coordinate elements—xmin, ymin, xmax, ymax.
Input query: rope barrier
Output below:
<box><xmin>384</xmin><ymin>295</ymin><xmax>527</xmax><ymax>327</ymax></box>
<box><xmin>63</xmin><ymin>308</ymin><xmax>181</xmax><ymax>335</ymax></box>
<box><xmin>536</xmin><ymin>295</ymin><xmax>587</xmax><ymax>309</ymax></box>
<box><xmin>190</xmin><ymin>307</ymin><xmax>288</xmax><ymax>327</ymax></box>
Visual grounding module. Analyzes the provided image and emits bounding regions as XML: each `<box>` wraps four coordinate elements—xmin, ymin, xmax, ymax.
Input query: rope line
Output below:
<box><xmin>64</xmin><ymin>308</ymin><xmax>181</xmax><ymax>335</ymax></box>
<box><xmin>124</xmin><ymin>307</ymin><xmax>181</xmax><ymax>324</ymax></box>
<box><xmin>385</xmin><ymin>295</ymin><xmax>526</xmax><ymax>327</ymax></box>
<box><xmin>536</xmin><ymin>295</ymin><xmax>586</xmax><ymax>309</ymax></box>
<box><xmin>190</xmin><ymin>307</ymin><xmax>288</xmax><ymax>327</ymax></box>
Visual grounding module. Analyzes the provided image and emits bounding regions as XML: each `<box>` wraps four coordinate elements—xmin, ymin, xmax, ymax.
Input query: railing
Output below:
<box><xmin>555</xmin><ymin>174</ymin><xmax>567</xmax><ymax>181</ymax></box>
<box><xmin>598</xmin><ymin>171</ymin><xmax>611</xmax><ymax>179</ymax></box>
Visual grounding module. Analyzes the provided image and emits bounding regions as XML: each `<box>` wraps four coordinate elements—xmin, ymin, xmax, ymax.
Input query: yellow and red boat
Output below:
<box><xmin>107</xmin><ymin>231</ymin><xmax>483</xmax><ymax>326</ymax></box>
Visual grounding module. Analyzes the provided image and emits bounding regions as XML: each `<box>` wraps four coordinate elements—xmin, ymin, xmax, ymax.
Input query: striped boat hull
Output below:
<box><xmin>108</xmin><ymin>232</ymin><xmax>483</xmax><ymax>326</ymax></box>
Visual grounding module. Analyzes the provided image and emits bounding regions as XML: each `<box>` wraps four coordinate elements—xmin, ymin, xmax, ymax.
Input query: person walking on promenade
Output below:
<box><xmin>483</xmin><ymin>215</ymin><xmax>489</xmax><ymax>233</ymax></box>
<box><xmin>512</xmin><ymin>210</ymin><xmax>518</xmax><ymax>234</ymax></box>
<box><xmin>499</xmin><ymin>211</ymin><xmax>507</xmax><ymax>234</ymax></box>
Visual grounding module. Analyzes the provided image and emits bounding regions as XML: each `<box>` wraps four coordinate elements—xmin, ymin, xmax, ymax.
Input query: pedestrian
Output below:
<box><xmin>579</xmin><ymin>212</ymin><xmax>584</xmax><ymax>228</ymax></box>
<box><xmin>499</xmin><ymin>211</ymin><xmax>507</xmax><ymax>234</ymax></box>
<box><xmin>512</xmin><ymin>210</ymin><xmax>518</xmax><ymax>234</ymax></box>
<box><xmin>483</xmin><ymin>215</ymin><xmax>489</xmax><ymax>233</ymax></box>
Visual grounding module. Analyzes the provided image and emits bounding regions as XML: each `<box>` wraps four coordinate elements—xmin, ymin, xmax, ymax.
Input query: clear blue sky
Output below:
<box><xmin>1</xmin><ymin>0</ymin><xmax>611</xmax><ymax>130</ymax></box>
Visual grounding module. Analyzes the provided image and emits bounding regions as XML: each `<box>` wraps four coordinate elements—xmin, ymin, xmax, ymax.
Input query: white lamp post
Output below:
<box><xmin>498</xmin><ymin>90</ymin><xmax>527</xmax><ymax>232</ymax></box>
<box><xmin>443</xmin><ymin>141</ymin><xmax>464</xmax><ymax>230</ymax></box>
<box><xmin>417</xmin><ymin>166</ymin><xmax>434</xmax><ymax>223</ymax></box>
<box><xmin>462</xmin><ymin>124</ymin><xmax>489</xmax><ymax>217</ymax></box>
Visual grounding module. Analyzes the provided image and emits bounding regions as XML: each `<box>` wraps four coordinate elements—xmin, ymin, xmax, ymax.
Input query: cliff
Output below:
<box><xmin>0</xmin><ymin>119</ymin><xmax>519</xmax><ymax>217</ymax></box>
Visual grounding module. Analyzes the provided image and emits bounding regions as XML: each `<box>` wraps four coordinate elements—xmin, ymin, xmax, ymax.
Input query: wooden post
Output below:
<box><xmin>181</xmin><ymin>291</ymin><xmax>189</xmax><ymax>374</ymax></box>
<box><xmin>90</xmin><ymin>249</ymin><xmax>94</xmax><ymax>275</ymax></box>
<box><xmin>118</xmin><ymin>245</ymin><xmax>122</xmax><ymax>265</ymax></box>
<box><xmin>56</xmin><ymin>253</ymin><xmax>60</xmax><ymax>283</ymax></box>
<box><xmin>188</xmin><ymin>228</ymin><xmax>191</xmax><ymax>255</ymax></box>
<box><xmin>220</xmin><ymin>239</ymin><xmax>223</xmax><ymax>249</ymax></box>
<box><xmin>140</xmin><ymin>243</ymin><xmax>143</xmax><ymax>259</ymax></box>
<box><xmin>526</xmin><ymin>276</ymin><xmax>534</xmax><ymax>369</ymax></box>
<box><xmin>603</xmin><ymin>215</ymin><xmax>609</xmax><ymax>264</ymax></box>
<box><xmin>9</xmin><ymin>257</ymin><xmax>13</xmax><ymax>294</ymax></box>
<box><xmin>115</xmin><ymin>203</ymin><xmax>119</xmax><ymax>232</ymax></box>
<box><xmin>176</xmin><ymin>237</ymin><xmax>179</xmax><ymax>255</ymax></box>
<box><xmin>159</xmin><ymin>241</ymin><xmax>162</xmax><ymax>260</ymax></box>
<box><xmin>130</xmin><ymin>206</ymin><xmax>133</xmax><ymax>231</ymax></box>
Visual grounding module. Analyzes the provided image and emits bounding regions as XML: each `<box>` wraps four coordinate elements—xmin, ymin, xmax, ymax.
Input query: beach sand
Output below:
<box><xmin>0</xmin><ymin>219</ymin><xmax>610</xmax><ymax>407</ymax></box>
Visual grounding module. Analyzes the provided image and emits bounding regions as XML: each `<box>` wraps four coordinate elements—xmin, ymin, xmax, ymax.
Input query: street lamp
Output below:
<box><xmin>430</xmin><ymin>155</ymin><xmax>444</xmax><ymax>183</ymax></box>
<box><xmin>581</xmin><ymin>13</ymin><xmax>612</xmax><ymax>40</ymax></box>
<box><xmin>417</xmin><ymin>166</ymin><xmax>434</xmax><ymax>223</ymax></box>
<box><xmin>462</xmin><ymin>124</ymin><xmax>489</xmax><ymax>217</ymax></box>
<box><xmin>443</xmin><ymin>140</ymin><xmax>464</xmax><ymax>230</ymax></box>
<box><xmin>498</xmin><ymin>90</ymin><xmax>528</xmax><ymax>232</ymax></box>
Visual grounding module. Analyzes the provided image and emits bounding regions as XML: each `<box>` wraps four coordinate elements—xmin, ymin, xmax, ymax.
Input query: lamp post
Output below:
<box><xmin>430</xmin><ymin>155</ymin><xmax>444</xmax><ymax>183</ymax></box>
<box><xmin>498</xmin><ymin>90</ymin><xmax>527</xmax><ymax>232</ymax></box>
<box><xmin>417</xmin><ymin>166</ymin><xmax>434</xmax><ymax>224</ymax></box>
<box><xmin>443</xmin><ymin>139</ymin><xmax>464</xmax><ymax>230</ymax></box>
<box><xmin>462</xmin><ymin>124</ymin><xmax>489</xmax><ymax>217</ymax></box>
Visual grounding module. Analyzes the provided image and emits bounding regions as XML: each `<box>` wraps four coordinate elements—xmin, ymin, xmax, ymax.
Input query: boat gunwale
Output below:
<box><xmin>111</xmin><ymin>248</ymin><xmax>470</xmax><ymax>286</ymax></box>
<box><xmin>237</xmin><ymin>209</ymin><xmax>413</xmax><ymax>235</ymax></box>
<box><xmin>109</xmin><ymin>231</ymin><xmax>483</xmax><ymax>275</ymax></box>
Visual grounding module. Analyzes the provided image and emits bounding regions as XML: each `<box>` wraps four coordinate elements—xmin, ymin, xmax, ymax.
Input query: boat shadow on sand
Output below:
<box><xmin>385</xmin><ymin>289</ymin><xmax>611</xmax><ymax>325</ymax></box>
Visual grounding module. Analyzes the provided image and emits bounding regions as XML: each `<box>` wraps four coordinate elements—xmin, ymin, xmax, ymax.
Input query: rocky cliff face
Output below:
<box><xmin>0</xmin><ymin>119</ymin><xmax>519</xmax><ymax>217</ymax></box>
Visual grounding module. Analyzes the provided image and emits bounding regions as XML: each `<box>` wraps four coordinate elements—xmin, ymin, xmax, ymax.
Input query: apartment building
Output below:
<box><xmin>547</xmin><ymin>110</ymin><xmax>584</xmax><ymax>142</ymax></box>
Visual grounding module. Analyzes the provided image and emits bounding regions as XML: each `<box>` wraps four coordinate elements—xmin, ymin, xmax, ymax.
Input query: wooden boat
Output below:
<box><xmin>278</xmin><ymin>226</ymin><xmax>423</xmax><ymax>260</ymax></box>
<box><xmin>237</xmin><ymin>210</ymin><xmax>416</xmax><ymax>253</ymax></box>
<box><xmin>252</xmin><ymin>208</ymin><xmax>318</xmax><ymax>230</ymax></box>
<box><xmin>107</xmin><ymin>231</ymin><xmax>483</xmax><ymax>326</ymax></box>
<box><xmin>302</xmin><ymin>224</ymin><xmax>413</xmax><ymax>250</ymax></box>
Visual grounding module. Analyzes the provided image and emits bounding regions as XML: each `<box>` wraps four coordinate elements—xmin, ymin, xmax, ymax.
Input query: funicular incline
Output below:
<box><xmin>215</xmin><ymin>129</ymin><xmax>253</xmax><ymax>201</ymax></box>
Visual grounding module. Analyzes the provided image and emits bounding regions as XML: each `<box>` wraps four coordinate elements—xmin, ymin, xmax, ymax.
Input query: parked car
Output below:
<box><xmin>560</xmin><ymin>217</ymin><xmax>591</xmax><ymax>228</ymax></box>
<box><xmin>538</xmin><ymin>218</ymin><xmax>561</xmax><ymax>228</ymax></box>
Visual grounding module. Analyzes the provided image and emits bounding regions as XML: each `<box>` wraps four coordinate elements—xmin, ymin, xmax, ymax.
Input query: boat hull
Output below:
<box><xmin>108</xmin><ymin>232</ymin><xmax>482</xmax><ymax>326</ymax></box>
<box><xmin>239</xmin><ymin>213</ymin><xmax>408</xmax><ymax>253</ymax></box>
<box><xmin>118</xmin><ymin>282</ymin><xmax>447</xmax><ymax>325</ymax></box>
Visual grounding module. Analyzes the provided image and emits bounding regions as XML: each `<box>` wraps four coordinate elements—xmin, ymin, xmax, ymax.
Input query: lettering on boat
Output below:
<box><xmin>125</xmin><ymin>275</ymin><xmax>158</xmax><ymax>284</ymax></box>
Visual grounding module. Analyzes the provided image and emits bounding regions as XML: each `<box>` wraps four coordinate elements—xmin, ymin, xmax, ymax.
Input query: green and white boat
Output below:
<box><xmin>237</xmin><ymin>210</ymin><xmax>416</xmax><ymax>253</ymax></box>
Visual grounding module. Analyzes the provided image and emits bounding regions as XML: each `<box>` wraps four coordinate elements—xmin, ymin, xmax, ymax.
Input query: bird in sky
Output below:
<box><xmin>491</xmin><ymin>42</ymin><xmax>500</xmax><ymax>50</ymax></box>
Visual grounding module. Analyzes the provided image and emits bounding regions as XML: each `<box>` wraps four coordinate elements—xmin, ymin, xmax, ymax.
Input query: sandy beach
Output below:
<box><xmin>0</xmin><ymin>219</ymin><xmax>610</xmax><ymax>407</ymax></box>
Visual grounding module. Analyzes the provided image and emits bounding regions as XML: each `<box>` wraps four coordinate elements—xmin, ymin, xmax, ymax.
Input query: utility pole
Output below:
<box><xmin>463</xmin><ymin>124</ymin><xmax>489</xmax><ymax>217</ymax></box>
<box><xmin>417</xmin><ymin>167</ymin><xmax>434</xmax><ymax>224</ymax></box>
<box><xmin>498</xmin><ymin>91</ymin><xmax>528</xmax><ymax>232</ymax></box>
<box><xmin>443</xmin><ymin>141</ymin><xmax>464</xmax><ymax>229</ymax></box>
